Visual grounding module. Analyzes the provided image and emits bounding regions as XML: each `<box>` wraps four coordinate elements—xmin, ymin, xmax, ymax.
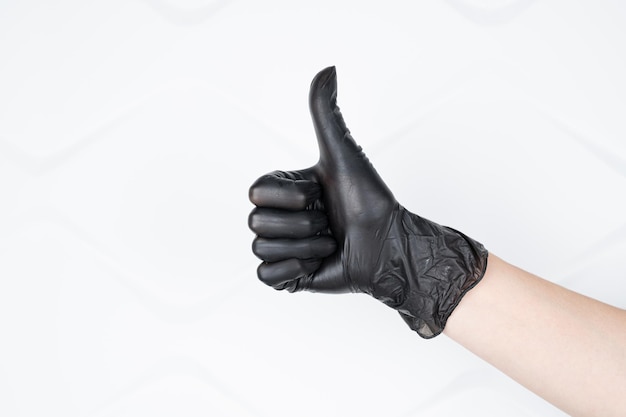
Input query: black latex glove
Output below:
<box><xmin>248</xmin><ymin>66</ymin><xmax>488</xmax><ymax>338</ymax></box>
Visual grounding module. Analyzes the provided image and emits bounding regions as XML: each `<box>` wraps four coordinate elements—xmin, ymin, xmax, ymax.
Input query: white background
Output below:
<box><xmin>1</xmin><ymin>1</ymin><xmax>626</xmax><ymax>416</ymax></box>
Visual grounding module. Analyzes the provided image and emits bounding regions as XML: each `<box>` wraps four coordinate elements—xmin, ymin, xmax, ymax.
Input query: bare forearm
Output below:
<box><xmin>445</xmin><ymin>254</ymin><xmax>626</xmax><ymax>416</ymax></box>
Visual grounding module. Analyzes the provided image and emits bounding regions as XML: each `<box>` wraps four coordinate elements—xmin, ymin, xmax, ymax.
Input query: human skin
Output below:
<box><xmin>444</xmin><ymin>254</ymin><xmax>626</xmax><ymax>417</ymax></box>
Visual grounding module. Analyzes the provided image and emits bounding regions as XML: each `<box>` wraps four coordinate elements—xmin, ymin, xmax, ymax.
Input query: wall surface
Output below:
<box><xmin>1</xmin><ymin>1</ymin><xmax>626</xmax><ymax>416</ymax></box>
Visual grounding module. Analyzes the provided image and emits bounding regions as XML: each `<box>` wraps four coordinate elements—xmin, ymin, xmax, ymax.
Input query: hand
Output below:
<box><xmin>248</xmin><ymin>67</ymin><xmax>488</xmax><ymax>338</ymax></box>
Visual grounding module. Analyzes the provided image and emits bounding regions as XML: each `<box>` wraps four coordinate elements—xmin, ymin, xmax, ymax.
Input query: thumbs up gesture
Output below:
<box><xmin>249</xmin><ymin>67</ymin><xmax>488</xmax><ymax>338</ymax></box>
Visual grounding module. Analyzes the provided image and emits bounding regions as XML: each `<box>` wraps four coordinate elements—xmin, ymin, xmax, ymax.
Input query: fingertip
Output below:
<box><xmin>251</xmin><ymin>236</ymin><xmax>260</xmax><ymax>259</ymax></box>
<box><xmin>309</xmin><ymin>66</ymin><xmax>337</xmax><ymax>98</ymax></box>
<box><xmin>247</xmin><ymin>208</ymin><xmax>256</xmax><ymax>232</ymax></box>
<box><xmin>248</xmin><ymin>175</ymin><xmax>271</xmax><ymax>206</ymax></box>
<box><xmin>309</xmin><ymin>66</ymin><xmax>337</xmax><ymax>118</ymax></box>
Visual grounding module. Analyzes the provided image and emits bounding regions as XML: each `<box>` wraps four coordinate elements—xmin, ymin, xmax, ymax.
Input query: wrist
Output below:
<box><xmin>372</xmin><ymin>207</ymin><xmax>489</xmax><ymax>338</ymax></box>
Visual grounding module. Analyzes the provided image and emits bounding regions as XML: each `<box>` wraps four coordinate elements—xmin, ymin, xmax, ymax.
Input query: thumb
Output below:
<box><xmin>309</xmin><ymin>66</ymin><xmax>362</xmax><ymax>172</ymax></box>
<box><xmin>309</xmin><ymin>66</ymin><xmax>395</xmax><ymax>201</ymax></box>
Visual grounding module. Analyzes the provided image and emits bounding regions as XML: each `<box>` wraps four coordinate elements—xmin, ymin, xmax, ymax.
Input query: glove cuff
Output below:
<box><xmin>371</xmin><ymin>208</ymin><xmax>488</xmax><ymax>339</ymax></box>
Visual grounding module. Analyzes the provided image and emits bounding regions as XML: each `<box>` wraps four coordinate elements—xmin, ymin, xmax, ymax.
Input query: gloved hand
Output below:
<box><xmin>248</xmin><ymin>66</ymin><xmax>488</xmax><ymax>338</ymax></box>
